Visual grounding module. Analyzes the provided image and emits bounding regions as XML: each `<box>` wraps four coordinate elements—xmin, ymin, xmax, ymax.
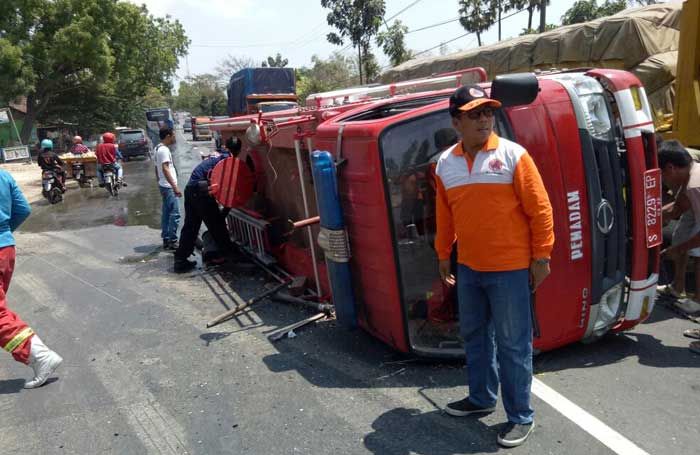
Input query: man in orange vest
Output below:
<box><xmin>434</xmin><ymin>85</ymin><xmax>554</xmax><ymax>447</ymax></box>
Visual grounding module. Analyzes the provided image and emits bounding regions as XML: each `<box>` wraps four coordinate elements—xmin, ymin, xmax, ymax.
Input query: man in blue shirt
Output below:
<box><xmin>0</xmin><ymin>169</ymin><xmax>63</xmax><ymax>388</ymax></box>
<box><xmin>173</xmin><ymin>137</ymin><xmax>240</xmax><ymax>273</ymax></box>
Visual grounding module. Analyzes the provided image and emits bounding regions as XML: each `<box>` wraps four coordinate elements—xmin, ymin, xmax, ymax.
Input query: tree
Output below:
<box><xmin>597</xmin><ymin>0</ymin><xmax>628</xmax><ymax>17</ymax></box>
<box><xmin>0</xmin><ymin>0</ymin><xmax>189</xmax><ymax>143</ymax></box>
<box><xmin>561</xmin><ymin>0</ymin><xmax>628</xmax><ymax>26</ymax></box>
<box><xmin>321</xmin><ymin>0</ymin><xmax>386</xmax><ymax>85</ymax></box>
<box><xmin>458</xmin><ymin>0</ymin><xmax>495</xmax><ymax>47</ymax></box>
<box><xmin>261</xmin><ymin>53</ymin><xmax>289</xmax><ymax>68</ymax></box>
<box><xmin>561</xmin><ymin>0</ymin><xmax>599</xmax><ymax>25</ymax></box>
<box><xmin>538</xmin><ymin>0</ymin><xmax>547</xmax><ymax>32</ymax></box>
<box><xmin>509</xmin><ymin>0</ymin><xmax>549</xmax><ymax>33</ymax></box>
<box><xmin>296</xmin><ymin>52</ymin><xmax>359</xmax><ymax>103</ymax></box>
<box><xmin>361</xmin><ymin>46</ymin><xmax>381</xmax><ymax>83</ymax></box>
<box><xmin>376</xmin><ymin>20</ymin><xmax>413</xmax><ymax>67</ymax></box>
<box><xmin>173</xmin><ymin>74</ymin><xmax>227</xmax><ymax>116</ymax></box>
<box><xmin>215</xmin><ymin>54</ymin><xmax>256</xmax><ymax>83</ymax></box>
<box><xmin>519</xmin><ymin>24</ymin><xmax>556</xmax><ymax>35</ymax></box>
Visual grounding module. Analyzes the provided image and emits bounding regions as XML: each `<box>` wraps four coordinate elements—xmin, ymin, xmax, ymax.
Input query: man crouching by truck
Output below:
<box><xmin>172</xmin><ymin>137</ymin><xmax>239</xmax><ymax>273</ymax></box>
<box><xmin>434</xmin><ymin>85</ymin><xmax>554</xmax><ymax>448</ymax></box>
<box><xmin>657</xmin><ymin>140</ymin><xmax>700</xmax><ymax>354</ymax></box>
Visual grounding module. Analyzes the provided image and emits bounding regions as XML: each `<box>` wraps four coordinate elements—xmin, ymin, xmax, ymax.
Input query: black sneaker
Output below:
<box><xmin>163</xmin><ymin>240</ymin><xmax>179</xmax><ymax>251</ymax></box>
<box><xmin>174</xmin><ymin>259</ymin><xmax>197</xmax><ymax>273</ymax></box>
<box><xmin>497</xmin><ymin>421</ymin><xmax>534</xmax><ymax>448</ymax></box>
<box><xmin>444</xmin><ymin>397</ymin><xmax>495</xmax><ymax>417</ymax></box>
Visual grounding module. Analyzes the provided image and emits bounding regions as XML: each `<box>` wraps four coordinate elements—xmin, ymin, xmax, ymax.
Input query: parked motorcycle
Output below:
<box><xmin>42</xmin><ymin>169</ymin><xmax>64</xmax><ymax>204</ymax></box>
<box><xmin>71</xmin><ymin>161</ymin><xmax>92</xmax><ymax>188</ymax></box>
<box><xmin>102</xmin><ymin>163</ymin><xmax>120</xmax><ymax>197</ymax></box>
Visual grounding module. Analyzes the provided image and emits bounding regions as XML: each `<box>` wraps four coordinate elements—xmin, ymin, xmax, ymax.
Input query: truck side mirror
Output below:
<box><xmin>490</xmin><ymin>73</ymin><xmax>539</xmax><ymax>108</ymax></box>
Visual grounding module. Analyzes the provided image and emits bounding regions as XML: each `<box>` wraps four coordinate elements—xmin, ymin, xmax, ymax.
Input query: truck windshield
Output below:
<box><xmin>259</xmin><ymin>103</ymin><xmax>298</xmax><ymax>113</ymax></box>
<box><xmin>379</xmin><ymin>109</ymin><xmax>511</xmax><ymax>355</ymax></box>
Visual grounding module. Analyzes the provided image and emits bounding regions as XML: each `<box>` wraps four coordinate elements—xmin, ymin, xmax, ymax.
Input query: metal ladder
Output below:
<box><xmin>226</xmin><ymin>208</ymin><xmax>276</xmax><ymax>265</ymax></box>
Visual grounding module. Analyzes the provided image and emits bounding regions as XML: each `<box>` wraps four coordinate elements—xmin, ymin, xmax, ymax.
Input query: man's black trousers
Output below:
<box><xmin>175</xmin><ymin>185</ymin><xmax>233</xmax><ymax>261</ymax></box>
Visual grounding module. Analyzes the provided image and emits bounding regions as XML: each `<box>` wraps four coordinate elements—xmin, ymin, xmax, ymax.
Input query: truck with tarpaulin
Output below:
<box><xmin>226</xmin><ymin>67</ymin><xmax>297</xmax><ymax>117</ymax></box>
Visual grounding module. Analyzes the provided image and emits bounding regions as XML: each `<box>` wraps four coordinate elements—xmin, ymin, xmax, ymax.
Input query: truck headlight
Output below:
<box><xmin>579</xmin><ymin>93</ymin><xmax>612</xmax><ymax>140</ymax></box>
<box><xmin>570</xmin><ymin>77</ymin><xmax>612</xmax><ymax>141</ymax></box>
<box><xmin>592</xmin><ymin>283</ymin><xmax>623</xmax><ymax>337</ymax></box>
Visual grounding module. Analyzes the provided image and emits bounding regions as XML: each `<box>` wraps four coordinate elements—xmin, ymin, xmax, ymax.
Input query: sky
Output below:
<box><xmin>125</xmin><ymin>0</ymin><xmax>669</xmax><ymax>84</ymax></box>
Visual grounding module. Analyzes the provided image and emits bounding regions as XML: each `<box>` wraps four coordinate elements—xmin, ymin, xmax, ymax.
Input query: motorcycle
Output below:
<box><xmin>42</xmin><ymin>169</ymin><xmax>64</xmax><ymax>204</ymax></box>
<box><xmin>102</xmin><ymin>163</ymin><xmax>121</xmax><ymax>197</ymax></box>
<box><xmin>71</xmin><ymin>161</ymin><xmax>91</xmax><ymax>188</ymax></box>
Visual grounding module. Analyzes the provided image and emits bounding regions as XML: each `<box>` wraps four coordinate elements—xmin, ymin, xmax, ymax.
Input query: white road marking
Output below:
<box><xmin>532</xmin><ymin>377</ymin><xmax>649</xmax><ymax>455</ymax></box>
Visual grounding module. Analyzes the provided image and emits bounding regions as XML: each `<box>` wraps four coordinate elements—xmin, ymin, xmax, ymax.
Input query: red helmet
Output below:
<box><xmin>73</xmin><ymin>135</ymin><xmax>83</xmax><ymax>144</ymax></box>
<box><xmin>102</xmin><ymin>132</ymin><xmax>115</xmax><ymax>144</ymax></box>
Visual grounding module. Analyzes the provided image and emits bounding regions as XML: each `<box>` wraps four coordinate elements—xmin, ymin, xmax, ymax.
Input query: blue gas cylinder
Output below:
<box><xmin>311</xmin><ymin>150</ymin><xmax>357</xmax><ymax>328</ymax></box>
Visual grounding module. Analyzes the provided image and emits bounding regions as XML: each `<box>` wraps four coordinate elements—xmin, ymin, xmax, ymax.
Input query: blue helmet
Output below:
<box><xmin>40</xmin><ymin>139</ymin><xmax>53</xmax><ymax>150</ymax></box>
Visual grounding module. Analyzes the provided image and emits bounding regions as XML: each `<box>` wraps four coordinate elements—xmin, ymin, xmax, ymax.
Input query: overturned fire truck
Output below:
<box><xmin>205</xmin><ymin>67</ymin><xmax>662</xmax><ymax>358</ymax></box>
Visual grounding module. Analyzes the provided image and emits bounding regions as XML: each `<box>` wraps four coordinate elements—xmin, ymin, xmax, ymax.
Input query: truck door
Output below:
<box><xmin>378</xmin><ymin>108</ymin><xmax>514</xmax><ymax>356</ymax></box>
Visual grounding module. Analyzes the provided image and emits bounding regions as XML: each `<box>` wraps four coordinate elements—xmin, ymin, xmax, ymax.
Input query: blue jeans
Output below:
<box><xmin>159</xmin><ymin>186</ymin><xmax>180</xmax><ymax>242</ymax></box>
<box><xmin>457</xmin><ymin>264</ymin><xmax>534</xmax><ymax>424</ymax></box>
<box><xmin>96</xmin><ymin>162</ymin><xmax>123</xmax><ymax>184</ymax></box>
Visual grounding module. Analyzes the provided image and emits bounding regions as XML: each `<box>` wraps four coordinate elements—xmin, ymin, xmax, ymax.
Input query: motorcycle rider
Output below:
<box><xmin>37</xmin><ymin>139</ymin><xmax>66</xmax><ymax>192</ymax></box>
<box><xmin>70</xmin><ymin>135</ymin><xmax>90</xmax><ymax>154</ymax></box>
<box><xmin>95</xmin><ymin>132</ymin><xmax>125</xmax><ymax>187</ymax></box>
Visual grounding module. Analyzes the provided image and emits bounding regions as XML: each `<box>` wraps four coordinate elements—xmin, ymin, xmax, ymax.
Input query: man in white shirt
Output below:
<box><xmin>154</xmin><ymin>127</ymin><xmax>182</xmax><ymax>250</ymax></box>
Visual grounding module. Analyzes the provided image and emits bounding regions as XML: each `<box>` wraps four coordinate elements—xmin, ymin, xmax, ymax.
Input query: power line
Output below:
<box><xmin>406</xmin><ymin>17</ymin><xmax>460</xmax><ymax>34</ymax></box>
<box><xmin>410</xmin><ymin>7</ymin><xmax>527</xmax><ymax>59</ymax></box>
<box><xmin>385</xmin><ymin>0</ymin><xmax>424</xmax><ymax>23</ymax></box>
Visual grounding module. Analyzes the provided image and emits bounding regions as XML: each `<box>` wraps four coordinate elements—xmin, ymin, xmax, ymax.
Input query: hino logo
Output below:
<box><xmin>567</xmin><ymin>191</ymin><xmax>583</xmax><ymax>261</ymax></box>
<box><xmin>596</xmin><ymin>200</ymin><xmax>615</xmax><ymax>235</ymax></box>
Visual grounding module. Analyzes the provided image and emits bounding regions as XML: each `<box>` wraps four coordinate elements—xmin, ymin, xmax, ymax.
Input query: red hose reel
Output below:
<box><xmin>209</xmin><ymin>157</ymin><xmax>255</xmax><ymax>208</ymax></box>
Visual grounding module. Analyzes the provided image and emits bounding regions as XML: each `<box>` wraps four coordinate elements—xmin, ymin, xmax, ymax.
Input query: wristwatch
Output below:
<box><xmin>533</xmin><ymin>258</ymin><xmax>550</xmax><ymax>265</ymax></box>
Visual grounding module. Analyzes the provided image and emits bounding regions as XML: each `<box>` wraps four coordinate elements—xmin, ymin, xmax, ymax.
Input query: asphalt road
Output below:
<box><xmin>1</xmin><ymin>129</ymin><xmax>698</xmax><ymax>454</ymax></box>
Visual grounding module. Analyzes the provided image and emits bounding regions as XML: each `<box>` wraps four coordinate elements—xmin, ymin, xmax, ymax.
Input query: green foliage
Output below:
<box><xmin>296</xmin><ymin>53</ymin><xmax>359</xmax><ymax>103</ymax></box>
<box><xmin>561</xmin><ymin>0</ymin><xmax>628</xmax><ymax>26</ymax></box>
<box><xmin>508</xmin><ymin>0</ymin><xmax>549</xmax><ymax>31</ymax></box>
<box><xmin>519</xmin><ymin>24</ymin><xmax>557</xmax><ymax>35</ymax></box>
<box><xmin>0</xmin><ymin>0</ymin><xmax>189</xmax><ymax>142</ymax></box>
<box><xmin>458</xmin><ymin>0</ymin><xmax>495</xmax><ymax>47</ymax></box>
<box><xmin>173</xmin><ymin>74</ymin><xmax>227</xmax><ymax>117</ymax></box>
<box><xmin>321</xmin><ymin>0</ymin><xmax>385</xmax><ymax>84</ymax></box>
<box><xmin>261</xmin><ymin>53</ymin><xmax>289</xmax><ymax>68</ymax></box>
<box><xmin>597</xmin><ymin>0</ymin><xmax>627</xmax><ymax>16</ymax></box>
<box><xmin>376</xmin><ymin>20</ymin><xmax>413</xmax><ymax>67</ymax></box>
<box><xmin>362</xmin><ymin>46</ymin><xmax>381</xmax><ymax>83</ymax></box>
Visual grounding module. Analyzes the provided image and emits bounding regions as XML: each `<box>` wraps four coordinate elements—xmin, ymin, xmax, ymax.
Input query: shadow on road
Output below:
<box><xmin>534</xmin><ymin>330</ymin><xmax>699</xmax><ymax>373</ymax></box>
<box><xmin>364</xmin><ymin>407</ymin><xmax>499</xmax><ymax>454</ymax></box>
<box><xmin>0</xmin><ymin>378</ymin><xmax>26</xmax><ymax>394</ymax></box>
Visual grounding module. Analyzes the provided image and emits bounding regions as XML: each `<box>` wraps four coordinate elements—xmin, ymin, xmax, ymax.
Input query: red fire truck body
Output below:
<box><xmin>207</xmin><ymin>68</ymin><xmax>661</xmax><ymax>358</ymax></box>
